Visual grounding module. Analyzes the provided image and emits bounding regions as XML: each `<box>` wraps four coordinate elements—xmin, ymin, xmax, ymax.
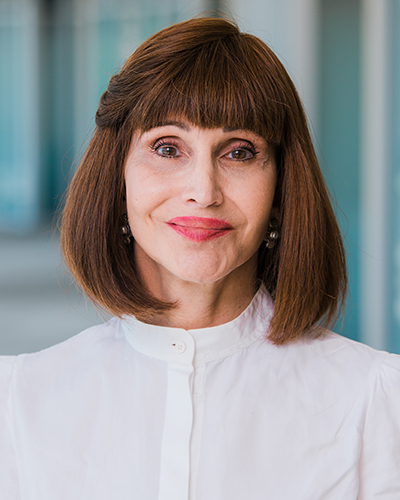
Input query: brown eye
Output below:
<box><xmin>157</xmin><ymin>145</ymin><xmax>178</xmax><ymax>157</ymax></box>
<box><xmin>228</xmin><ymin>149</ymin><xmax>253</xmax><ymax>161</ymax></box>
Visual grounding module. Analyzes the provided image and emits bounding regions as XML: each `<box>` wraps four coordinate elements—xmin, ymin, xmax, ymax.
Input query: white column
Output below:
<box><xmin>359</xmin><ymin>0</ymin><xmax>391</xmax><ymax>349</ymax></box>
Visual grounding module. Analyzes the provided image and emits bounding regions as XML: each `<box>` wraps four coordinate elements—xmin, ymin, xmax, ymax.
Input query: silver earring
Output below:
<box><xmin>121</xmin><ymin>214</ymin><xmax>133</xmax><ymax>245</ymax></box>
<box><xmin>264</xmin><ymin>218</ymin><xmax>279</xmax><ymax>249</ymax></box>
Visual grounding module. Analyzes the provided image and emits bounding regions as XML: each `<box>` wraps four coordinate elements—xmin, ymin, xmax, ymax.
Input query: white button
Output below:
<box><xmin>172</xmin><ymin>341</ymin><xmax>186</xmax><ymax>353</ymax></box>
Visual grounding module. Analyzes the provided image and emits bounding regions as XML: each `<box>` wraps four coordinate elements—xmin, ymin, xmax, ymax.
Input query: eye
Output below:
<box><xmin>158</xmin><ymin>145</ymin><xmax>178</xmax><ymax>157</ymax></box>
<box><xmin>228</xmin><ymin>149</ymin><xmax>253</xmax><ymax>160</ymax></box>
<box><xmin>152</xmin><ymin>140</ymin><xmax>181</xmax><ymax>158</ymax></box>
<box><xmin>225</xmin><ymin>143</ymin><xmax>259</xmax><ymax>161</ymax></box>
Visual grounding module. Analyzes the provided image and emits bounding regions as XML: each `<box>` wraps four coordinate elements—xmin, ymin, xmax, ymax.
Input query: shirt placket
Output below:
<box><xmin>158</xmin><ymin>334</ymin><xmax>195</xmax><ymax>500</ymax></box>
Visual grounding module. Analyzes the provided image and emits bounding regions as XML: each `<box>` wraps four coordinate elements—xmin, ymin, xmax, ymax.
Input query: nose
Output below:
<box><xmin>184</xmin><ymin>155</ymin><xmax>224</xmax><ymax>208</ymax></box>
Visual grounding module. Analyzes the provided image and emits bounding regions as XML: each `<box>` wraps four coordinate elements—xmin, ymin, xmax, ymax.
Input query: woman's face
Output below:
<box><xmin>124</xmin><ymin>120</ymin><xmax>277</xmax><ymax>291</ymax></box>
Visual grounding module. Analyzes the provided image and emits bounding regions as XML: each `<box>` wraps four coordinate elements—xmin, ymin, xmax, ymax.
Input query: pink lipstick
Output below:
<box><xmin>167</xmin><ymin>217</ymin><xmax>233</xmax><ymax>242</ymax></box>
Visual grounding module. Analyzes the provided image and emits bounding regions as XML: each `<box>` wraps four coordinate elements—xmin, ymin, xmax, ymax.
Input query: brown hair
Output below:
<box><xmin>61</xmin><ymin>17</ymin><xmax>347</xmax><ymax>344</ymax></box>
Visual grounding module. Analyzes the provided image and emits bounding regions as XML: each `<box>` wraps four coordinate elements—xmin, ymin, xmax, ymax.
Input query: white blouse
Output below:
<box><xmin>1</xmin><ymin>286</ymin><xmax>400</xmax><ymax>499</ymax></box>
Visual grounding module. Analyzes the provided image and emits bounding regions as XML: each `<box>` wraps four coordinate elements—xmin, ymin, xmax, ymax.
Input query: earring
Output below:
<box><xmin>264</xmin><ymin>218</ymin><xmax>279</xmax><ymax>249</ymax></box>
<box><xmin>121</xmin><ymin>214</ymin><xmax>133</xmax><ymax>245</ymax></box>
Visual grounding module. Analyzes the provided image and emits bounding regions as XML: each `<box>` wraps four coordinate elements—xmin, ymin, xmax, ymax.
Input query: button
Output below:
<box><xmin>172</xmin><ymin>341</ymin><xmax>186</xmax><ymax>353</ymax></box>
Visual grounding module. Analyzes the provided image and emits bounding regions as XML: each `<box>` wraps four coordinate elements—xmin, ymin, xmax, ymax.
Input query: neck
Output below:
<box><xmin>136</xmin><ymin>254</ymin><xmax>259</xmax><ymax>330</ymax></box>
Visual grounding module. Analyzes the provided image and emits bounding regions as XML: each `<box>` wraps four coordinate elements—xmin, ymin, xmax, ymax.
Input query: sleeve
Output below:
<box><xmin>0</xmin><ymin>356</ymin><xmax>20</xmax><ymax>499</ymax></box>
<box><xmin>358</xmin><ymin>352</ymin><xmax>400</xmax><ymax>499</ymax></box>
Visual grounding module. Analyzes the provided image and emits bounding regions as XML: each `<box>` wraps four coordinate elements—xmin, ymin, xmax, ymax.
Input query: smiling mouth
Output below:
<box><xmin>167</xmin><ymin>217</ymin><xmax>233</xmax><ymax>241</ymax></box>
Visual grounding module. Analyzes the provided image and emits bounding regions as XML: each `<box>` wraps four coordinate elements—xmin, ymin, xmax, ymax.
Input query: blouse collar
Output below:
<box><xmin>122</xmin><ymin>285</ymin><xmax>274</xmax><ymax>367</ymax></box>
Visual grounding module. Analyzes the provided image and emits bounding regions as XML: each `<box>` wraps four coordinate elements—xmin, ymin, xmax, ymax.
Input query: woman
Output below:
<box><xmin>1</xmin><ymin>17</ymin><xmax>399</xmax><ymax>499</ymax></box>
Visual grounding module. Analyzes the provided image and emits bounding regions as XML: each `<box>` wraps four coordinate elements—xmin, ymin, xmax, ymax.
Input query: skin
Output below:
<box><xmin>124</xmin><ymin>120</ymin><xmax>277</xmax><ymax>329</ymax></box>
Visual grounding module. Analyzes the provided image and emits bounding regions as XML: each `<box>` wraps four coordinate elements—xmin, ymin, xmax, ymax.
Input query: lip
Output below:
<box><xmin>166</xmin><ymin>217</ymin><xmax>233</xmax><ymax>241</ymax></box>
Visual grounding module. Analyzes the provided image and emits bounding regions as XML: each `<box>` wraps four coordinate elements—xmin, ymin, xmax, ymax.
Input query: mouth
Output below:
<box><xmin>166</xmin><ymin>217</ymin><xmax>234</xmax><ymax>242</ymax></box>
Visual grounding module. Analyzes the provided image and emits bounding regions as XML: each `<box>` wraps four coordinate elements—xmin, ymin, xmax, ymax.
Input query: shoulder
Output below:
<box><xmin>328</xmin><ymin>331</ymin><xmax>399</xmax><ymax>368</ymax></box>
<box><xmin>289</xmin><ymin>331</ymin><xmax>400</xmax><ymax>394</ymax></box>
<box><xmin>255</xmin><ymin>331</ymin><xmax>400</xmax><ymax>399</ymax></box>
<box><xmin>291</xmin><ymin>330</ymin><xmax>398</xmax><ymax>368</ymax></box>
<box><xmin>0</xmin><ymin>317</ymin><xmax>126</xmax><ymax>392</ymax></box>
<box><xmin>0</xmin><ymin>355</ymin><xmax>16</xmax><ymax>379</ymax></box>
<box><xmin>21</xmin><ymin>316</ymin><xmax>122</xmax><ymax>359</ymax></box>
<box><xmin>0</xmin><ymin>356</ymin><xmax>16</xmax><ymax>405</ymax></box>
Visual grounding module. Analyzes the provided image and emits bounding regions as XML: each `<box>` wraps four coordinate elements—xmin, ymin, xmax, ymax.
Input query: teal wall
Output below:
<box><xmin>390</xmin><ymin>0</ymin><xmax>400</xmax><ymax>353</ymax></box>
<box><xmin>0</xmin><ymin>2</ymin><xmax>41</xmax><ymax>231</ymax></box>
<box><xmin>318</xmin><ymin>0</ymin><xmax>361</xmax><ymax>341</ymax></box>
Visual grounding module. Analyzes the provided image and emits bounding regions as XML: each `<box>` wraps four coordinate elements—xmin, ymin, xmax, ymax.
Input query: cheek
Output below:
<box><xmin>236</xmin><ymin>175</ymin><xmax>277</xmax><ymax>223</ymax></box>
<box><xmin>125</xmin><ymin>168</ymin><xmax>160</xmax><ymax>214</ymax></box>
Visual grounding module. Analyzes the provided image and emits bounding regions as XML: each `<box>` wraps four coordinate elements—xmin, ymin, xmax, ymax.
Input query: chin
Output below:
<box><xmin>170</xmin><ymin>258</ymin><xmax>239</xmax><ymax>285</ymax></box>
<box><xmin>174</xmin><ymin>269</ymin><xmax>228</xmax><ymax>285</ymax></box>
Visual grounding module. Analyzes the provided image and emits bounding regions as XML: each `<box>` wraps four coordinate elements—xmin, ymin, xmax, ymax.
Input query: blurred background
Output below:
<box><xmin>0</xmin><ymin>0</ymin><xmax>399</xmax><ymax>354</ymax></box>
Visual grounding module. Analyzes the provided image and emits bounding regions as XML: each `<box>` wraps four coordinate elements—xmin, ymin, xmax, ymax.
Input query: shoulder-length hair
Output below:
<box><xmin>61</xmin><ymin>17</ymin><xmax>347</xmax><ymax>345</ymax></box>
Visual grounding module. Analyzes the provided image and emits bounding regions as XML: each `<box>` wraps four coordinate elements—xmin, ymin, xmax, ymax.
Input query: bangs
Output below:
<box><xmin>128</xmin><ymin>33</ymin><xmax>287</xmax><ymax>144</ymax></box>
